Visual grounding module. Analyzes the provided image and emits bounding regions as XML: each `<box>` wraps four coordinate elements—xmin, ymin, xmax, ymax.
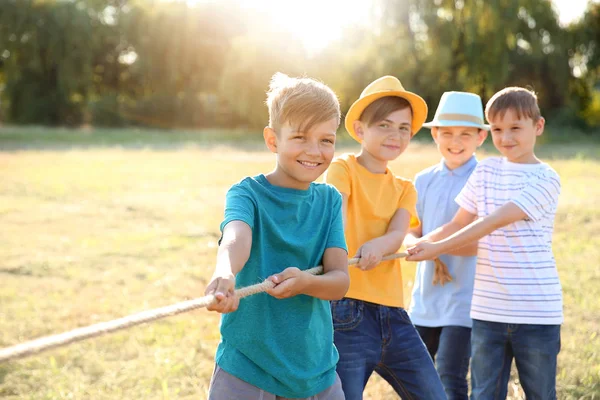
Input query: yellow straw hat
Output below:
<box><xmin>345</xmin><ymin>76</ymin><xmax>428</xmax><ymax>142</ymax></box>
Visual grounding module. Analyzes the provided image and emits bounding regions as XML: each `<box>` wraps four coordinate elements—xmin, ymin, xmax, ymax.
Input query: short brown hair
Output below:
<box><xmin>359</xmin><ymin>96</ymin><xmax>412</xmax><ymax>127</ymax></box>
<box><xmin>485</xmin><ymin>87</ymin><xmax>541</xmax><ymax>123</ymax></box>
<box><xmin>266</xmin><ymin>72</ymin><xmax>340</xmax><ymax>133</ymax></box>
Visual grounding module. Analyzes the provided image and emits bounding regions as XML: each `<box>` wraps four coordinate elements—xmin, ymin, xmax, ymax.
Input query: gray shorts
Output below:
<box><xmin>207</xmin><ymin>365</ymin><xmax>345</xmax><ymax>400</ymax></box>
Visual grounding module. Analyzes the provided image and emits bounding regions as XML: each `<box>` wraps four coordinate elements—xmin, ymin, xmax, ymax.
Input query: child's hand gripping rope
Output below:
<box><xmin>0</xmin><ymin>253</ymin><xmax>407</xmax><ymax>362</ymax></box>
<box><xmin>404</xmin><ymin>236</ymin><xmax>452</xmax><ymax>285</ymax></box>
<box><xmin>205</xmin><ymin>271</ymin><xmax>238</xmax><ymax>313</ymax></box>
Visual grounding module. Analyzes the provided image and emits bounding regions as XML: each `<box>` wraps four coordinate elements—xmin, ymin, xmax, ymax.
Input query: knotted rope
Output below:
<box><xmin>0</xmin><ymin>252</ymin><xmax>407</xmax><ymax>363</ymax></box>
<box><xmin>433</xmin><ymin>257</ymin><xmax>453</xmax><ymax>286</ymax></box>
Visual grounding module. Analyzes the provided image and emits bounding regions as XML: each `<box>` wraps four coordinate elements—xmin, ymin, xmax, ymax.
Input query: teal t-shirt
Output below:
<box><xmin>216</xmin><ymin>174</ymin><xmax>347</xmax><ymax>398</ymax></box>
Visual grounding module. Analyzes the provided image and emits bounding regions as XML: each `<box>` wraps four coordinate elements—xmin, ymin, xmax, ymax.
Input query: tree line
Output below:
<box><xmin>0</xmin><ymin>0</ymin><xmax>598</xmax><ymax>132</ymax></box>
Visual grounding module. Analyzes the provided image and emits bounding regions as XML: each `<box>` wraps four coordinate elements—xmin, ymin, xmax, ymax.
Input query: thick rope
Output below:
<box><xmin>0</xmin><ymin>252</ymin><xmax>407</xmax><ymax>363</ymax></box>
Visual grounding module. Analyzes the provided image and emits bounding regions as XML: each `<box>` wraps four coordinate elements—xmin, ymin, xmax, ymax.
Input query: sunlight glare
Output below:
<box><xmin>185</xmin><ymin>0</ymin><xmax>595</xmax><ymax>49</ymax></box>
<box><xmin>552</xmin><ymin>0</ymin><xmax>597</xmax><ymax>25</ymax></box>
<box><xmin>255</xmin><ymin>0</ymin><xmax>369</xmax><ymax>53</ymax></box>
<box><xmin>225</xmin><ymin>0</ymin><xmax>370</xmax><ymax>54</ymax></box>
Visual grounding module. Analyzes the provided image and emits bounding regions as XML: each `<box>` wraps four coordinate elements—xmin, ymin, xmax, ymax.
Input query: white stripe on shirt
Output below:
<box><xmin>455</xmin><ymin>157</ymin><xmax>563</xmax><ymax>325</ymax></box>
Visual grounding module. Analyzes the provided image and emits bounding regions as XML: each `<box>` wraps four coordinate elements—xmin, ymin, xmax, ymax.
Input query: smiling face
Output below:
<box><xmin>263</xmin><ymin>118</ymin><xmax>338</xmax><ymax>189</ymax></box>
<box><xmin>354</xmin><ymin>107</ymin><xmax>413</xmax><ymax>165</ymax></box>
<box><xmin>489</xmin><ymin>108</ymin><xmax>544</xmax><ymax>164</ymax></box>
<box><xmin>431</xmin><ymin>126</ymin><xmax>487</xmax><ymax>170</ymax></box>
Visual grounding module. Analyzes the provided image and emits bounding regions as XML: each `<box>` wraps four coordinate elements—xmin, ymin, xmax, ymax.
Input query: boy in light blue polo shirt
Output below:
<box><xmin>405</xmin><ymin>92</ymin><xmax>488</xmax><ymax>400</ymax></box>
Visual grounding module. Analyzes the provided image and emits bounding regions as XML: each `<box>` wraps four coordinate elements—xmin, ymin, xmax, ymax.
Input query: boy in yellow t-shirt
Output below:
<box><xmin>325</xmin><ymin>76</ymin><xmax>445</xmax><ymax>400</ymax></box>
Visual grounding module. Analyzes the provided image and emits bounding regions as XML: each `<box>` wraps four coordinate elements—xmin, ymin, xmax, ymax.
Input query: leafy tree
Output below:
<box><xmin>0</xmin><ymin>0</ymin><xmax>94</xmax><ymax>125</ymax></box>
<box><xmin>0</xmin><ymin>0</ymin><xmax>596</xmax><ymax>131</ymax></box>
<box><xmin>566</xmin><ymin>1</ymin><xmax>600</xmax><ymax>128</ymax></box>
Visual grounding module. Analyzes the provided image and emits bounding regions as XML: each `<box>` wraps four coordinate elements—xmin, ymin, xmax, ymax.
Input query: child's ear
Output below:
<box><xmin>430</xmin><ymin>127</ymin><xmax>439</xmax><ymax>143</ymax></box>
<box><xmin>477</xmin><ymin>129</ymin><xmax>489</xmax><ymax>146</ymax></box>
<box><xmin>535</xmin><ymin>117</ymin><xmax>545</xmax><ymax>136</ymax></box>
<box><xmin>263</xmin><ymin>127</ymin><xmax>278</xmax><ymax>153</ymax></box>
<box><xmin>353</xmin><ymin>121</ymin><xmax>365</xmax><ymax>140</ymax></box>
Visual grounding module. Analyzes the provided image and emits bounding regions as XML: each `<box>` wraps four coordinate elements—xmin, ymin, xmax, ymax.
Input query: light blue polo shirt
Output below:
<box><xmin>408</xmin><ymin>157</ymin><xmax>478</xmax><ymax>328</ymax></box>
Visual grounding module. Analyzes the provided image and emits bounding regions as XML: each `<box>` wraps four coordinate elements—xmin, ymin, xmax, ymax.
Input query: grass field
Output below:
<box><xmin>0</xmin><ymin>127</ymin><xmax>599</xmax><ymax>399</ymax></box>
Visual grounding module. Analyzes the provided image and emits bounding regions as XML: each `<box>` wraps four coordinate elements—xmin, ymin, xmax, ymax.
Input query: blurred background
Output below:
<box><xmin>1</xmin><ymin>1</ymin><xmax>599</xmax><ymax>399</ymax></box>
<box><xmin>0</xmin><ymin>0</ymin><xmax>598</xmax><ymax>136</ymax></box>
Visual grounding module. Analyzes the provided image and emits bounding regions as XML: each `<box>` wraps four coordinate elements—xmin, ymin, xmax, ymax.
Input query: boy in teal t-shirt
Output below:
<box><xmin>205</xmin><ymin>72</ymin><xmax>350</xmax><ymax>399</ymax></box>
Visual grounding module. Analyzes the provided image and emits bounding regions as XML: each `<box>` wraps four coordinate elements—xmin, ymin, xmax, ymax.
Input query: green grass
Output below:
<box><xmin>0</xmin><ymin>128</ymin><xmax>599</xmax><ymax>399</ymax></box>
<box><xmin>0</xmin><ymin>124</ymin><xmax>597</xmax><ymax>152</ymax></box>
<box><xmin>0</xmin><ymin>126</ymin><xmax>266</xmax><ymax>150</ymax></box>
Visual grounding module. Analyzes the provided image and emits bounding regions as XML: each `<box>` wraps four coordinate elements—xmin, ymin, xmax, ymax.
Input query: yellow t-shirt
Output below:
<box><xmin>325</xmin><ymin>154</ymin><xmax>419</xmax><ymax>307</ymax></box>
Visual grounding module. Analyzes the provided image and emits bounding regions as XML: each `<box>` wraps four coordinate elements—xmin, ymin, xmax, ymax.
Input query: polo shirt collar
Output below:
<box><xmin>439</xmin><ymin>155</ymin><xmax>477</xmax><ymax>177</ymax></box>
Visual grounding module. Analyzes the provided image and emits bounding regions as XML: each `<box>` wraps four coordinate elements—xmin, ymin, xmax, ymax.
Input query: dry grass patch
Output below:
<box><xmin>0</xmin><ymin>143</ymin><xmax>598</xmax><ymax>399</ymax></box>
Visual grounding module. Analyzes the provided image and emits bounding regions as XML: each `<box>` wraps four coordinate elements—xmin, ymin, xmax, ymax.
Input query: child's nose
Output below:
<box><xmin>389</xmin><ymin>129</ymin><xmax>405</xmax><ymax>138</ymax></box>
<box><xmin>304</xmin><ymin>141</ymin><xmax>320</xmax><ymax>155</ymax></box>
<box><xmin>500</xmin><ymin>130</ymin><xmax>512</xmax><ymax>141</ymax></box>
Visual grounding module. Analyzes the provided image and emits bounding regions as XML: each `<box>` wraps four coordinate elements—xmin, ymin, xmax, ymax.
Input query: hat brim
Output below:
<box><xmin>422</xmin><ymin>120</ymin><xmax>490</xmax><ymax>131</ymax></box>
<box><xmin>345</xmin><ymin>91</ymin><xmax>428</xmax><ymax>142</ymax></box>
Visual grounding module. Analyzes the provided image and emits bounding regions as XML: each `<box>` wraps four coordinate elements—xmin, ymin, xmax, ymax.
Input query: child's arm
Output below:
<box><xmin>415</xmin><ymin>208</ymin><xmax>479</xmax><ymax>257</ymax></box>
<box><xmin>341</xmin><ymin>193</ymin><xmax>348</xmax><ymax>228</ymax></box>
<box><xmin>355</xmin><ymin>208</ymin><xmax>411</xmax><ymax>270</ymax></box>
<box><xmin>204</xmin><ymin>221</ymin><xmax>252</xmax><ymax>313</ymax></box>
<box><xmin>402</xmin><ymin>225</ymin><xmax>422</xmax><ymax>248</ymax></box>
<box><xmin>266</xmin><ymin>247</ymin><xmax>350</xmax><ymax>301</ymax></box>
<box><xmin>406</xmin><ymin>202</ymin><xmax>527</xmax><ymax>262</ymax></box>
<box><xmin>402</xmin><ymin>176</ymin><xmax>424</xmax><ymax>249</ymax></box>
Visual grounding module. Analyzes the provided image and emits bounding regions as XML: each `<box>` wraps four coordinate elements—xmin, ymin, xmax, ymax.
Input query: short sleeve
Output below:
<box><xmin>413</xmin><ymin>172</ymin><xmax>426</xmax><ymax>220</ymax></box>
<box><xmin>219</xmin><ymin>182</ymin><xmax>256</xmax><ymax>233</ymax></box>
<box><xmin>455</xmin><ymin>166</ymin><xmax>479</xmax><ymax>215</ymax></box>
<box><xmin>511</xmin><ymin>172</ymin><xmax>561</xmax><ymax>221</ymax></box>
<box><xmin>325</xmin><ymin>189</ymin><xmax>348</xmax><ymax>252</ymax></box>
<box><xmin>325</xmin><ymin>158</ymin><xmax>351</xmax><ymax>196</ymax></box>
<box><xmin>398</xmin><ymin>182</ymin><xmax>420</xmax><ymax>228</ymax></box>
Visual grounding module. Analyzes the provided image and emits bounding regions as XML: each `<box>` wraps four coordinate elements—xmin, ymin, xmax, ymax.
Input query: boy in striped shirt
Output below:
<box><xmin>407</xmin><ymin>87</ymin><xmax>562</xmax><ymax>400</ymax></box>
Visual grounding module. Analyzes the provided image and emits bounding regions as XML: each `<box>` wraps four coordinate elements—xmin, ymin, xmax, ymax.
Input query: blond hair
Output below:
<box><xmin>359</xmin><ymin>96</ymin><xmax>412</xmax><ymax>127</ymax></box>
<box><xmin>266</xmin><ymin>72</ymin><xmax>340</xmax><ymax>133</ymax></box>
<box><xmin>486</xmin><ymin>87</ymin><xmax>541</xmax><ymax>123</ymax></box>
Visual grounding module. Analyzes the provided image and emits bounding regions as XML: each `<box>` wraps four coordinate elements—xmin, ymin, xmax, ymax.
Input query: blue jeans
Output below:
<box><xmin>416</xmin><ymin>325</ymin><xmax>471</xmax><ymax>400</ymax></box>
<box><xmin>331</xmin><ymin>298</ymin><xmax>446</xmax><ymax>400</ymax></box>
<box><xmin>470</xmin><ymin>319</ymin><xmax>561</xmax><ymax>400</ymax></box>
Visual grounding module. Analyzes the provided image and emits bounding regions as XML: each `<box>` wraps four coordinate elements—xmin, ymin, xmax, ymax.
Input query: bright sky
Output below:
<box><xmin>187</xmin><ymin>0</ymin><xmax>596</xmax><ymax>53</ymax></box>
<box><xmin>235</xmin><ymin>0</ymin><xmax>369</xmax><ymax>53</ymax></box>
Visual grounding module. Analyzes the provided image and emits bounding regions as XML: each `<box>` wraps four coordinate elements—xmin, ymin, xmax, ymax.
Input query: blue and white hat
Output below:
<box><xmin>423</xmin><ymin>91</ymin><xmax>489</xmax><ymax>130</ymax></box>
